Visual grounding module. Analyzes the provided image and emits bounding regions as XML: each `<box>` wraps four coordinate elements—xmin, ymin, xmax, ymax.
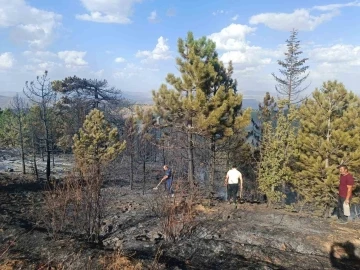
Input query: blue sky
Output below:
<box><xmin>0</xmin><ymin>0</ymin><xmax>360</xmax><ymax>102</ymax></box>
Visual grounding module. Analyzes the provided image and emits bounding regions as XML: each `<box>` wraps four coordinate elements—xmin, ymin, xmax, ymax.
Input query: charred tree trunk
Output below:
<box><xmin>187</xmin><ymin>131</ymin><xmax>194</xmax><ymax>192</ymax></box>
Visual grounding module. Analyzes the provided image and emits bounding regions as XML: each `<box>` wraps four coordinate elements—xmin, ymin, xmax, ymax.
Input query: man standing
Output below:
<box><xmin>224</xmin><ymin>165</ymin><xmax>243</xmax><ymax>204</ymax></box>
<box><xmin>338</xmin><ymin>165</ymin><xmax>354</xmax><ymax>224</ymax></box>
<box><xmin>160</xmin><ymin>165</ymin><xmax>174</xmax><ymax>197</ymax></box>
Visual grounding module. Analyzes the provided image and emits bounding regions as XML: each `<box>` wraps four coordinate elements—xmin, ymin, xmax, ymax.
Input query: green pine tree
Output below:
<box><xmin>152</xmin><ymin>32</ymin><xmax>250</xmax><ymax>190</ymax></box>
<box><xmin>272</xmin><ymin>29</ymin><xmax>309</xmax><ymax>105</ymax></box>
<box><xmin>294</xmin><ymin>81</ymin><xmax>360</xmax><ymax>214</ymax></box>
<box><xmin>73</xmin><ymin>109</ymin><xmax>126</xmax><ymax>173</ymax></box>
<box><xmin>72</xmin><ymin>108</ymin><xmax>126</xmax><ymax>242</ymax></box>
<box><xmin>0</xmin><ymin>108</ymin><xmax>17</xmax><ymax>148</ymax></box>
<box><xmin>258</xmin><ymin>101</ymin><xmax>297</xmax><ymax>205</ymax></box>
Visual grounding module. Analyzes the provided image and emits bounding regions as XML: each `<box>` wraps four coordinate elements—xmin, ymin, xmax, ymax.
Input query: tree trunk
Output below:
<box><xmin>52</xmin><ymin>141</ymin><xmax>55</xmax><ymax>168</ymax></box>
<box><xmin>94</xmin><ymin>87</ymin><xmax>99</xmax><ymax>109</ymax></box>
<box><xmin>187</xmin><ymin>131</ymin><xmax>194</xmax><ymax>191</ymax></box>
<box><xmin>130</xmin><ymin>152</ymin><xmax>134</xmax><ymax>190</ymax></box>
<box><xmin>162</xmin><ymin>147</ymin><xmax>166</xmax><ymax>166</ymax></box>
<box><xmin>142</xmin><ymin>157</ymin><xmax>146</xmax><ymax>195</ymax></box>
<box><xmin>209</xmin><ymin>138</ymin><xmax>216</xmax><ymax>193</ymax></box>
<box><xmin>45</xmin><ymin>129</ymin><xmax>51</xmax><ymax>187</ymax></box>
<box><xmin>19</xmin><ymin>120</ymin><xmax>26</xmax><ymax>174</ymax></box>
<box><xmin>32</xmin><ymin>134</ymin><xmax>38</xmax><ymax>180</ymax></box>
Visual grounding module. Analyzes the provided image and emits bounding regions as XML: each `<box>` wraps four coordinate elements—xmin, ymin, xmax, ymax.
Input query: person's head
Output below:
<box><xmin>339</xmin><ymin>165</ymin><xmax>348</xmax><ymax>175</ymax></box>
<box><xmin>232</xmin><ymin>165</ymin><xmax>237</xmax><ymax>169</ymax></box>
<box><xmin>163</xmin><ymin>165</ymin><xmax>168</xmax><ymax>171</ymax></box>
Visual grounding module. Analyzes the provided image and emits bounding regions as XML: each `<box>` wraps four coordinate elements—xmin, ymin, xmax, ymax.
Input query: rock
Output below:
<box><xmin>149</xmin><ymin>231</ymin><xmax>163</xmax><ymax>242</ymax></box>
<box><xmin>135</xmin><ymin>234</ymin><xmax>150</xmax><ymax>241</ymax></box>
<box><xmin>5</xmin><ymin>167</ymin><xmax>14</xmax><ymax>172</ymax></box>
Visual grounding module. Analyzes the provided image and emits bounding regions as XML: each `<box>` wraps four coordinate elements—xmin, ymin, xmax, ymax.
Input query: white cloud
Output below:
<box><xmin>208</xmin><ymin>24</ymin><xmax>286</xmax><ymax>74</ymax></box>
<box><xmin>232</xmin><ymin>15</ymin><xmax>239</xmax><ymax>21</ymax></box>
<box><xmin>212</xmin><ymin>10</ymin><xmax>227</xmax><ymax>16</ymax></box>
<box><xmin>0</xmin><ymin>53</ymin><xmax>15</xmax><ymax>69</ymax></box>
<box><xmin>309</xmin><ymin>44</ymin><xmax>360</xmax><ymax>67</ymax></box>
<box><xmin>76</xmin><ymin>0</ymin><xmax>142</xmax><ymax>24</ymax></box>
<box><xmin>249</xmin><ymin>9</ymin><xmax>337</xmax><ymax>31</ymax></box>
<box><xmin>136</xmin><ymin>36</ymin><xmax>172</xmax><ymax>62</ymax></box>
<box><xmin>58</xmin><ymin>51</ymin><xmax>88</xmax><ymax>68</ymax></box>
<box><xmin>220</xmin><ymin>47</ymin><xmax>272</xmax><ymax>67</ymax></box>
<box><xmin>208</xmin><ymin>24</ymin><xmax>256</xmax><ymax>51</ymax></box>
<box><xmin>91</xmin><ymin>69</ymin><xmax>104</xmax><ymax>78</ymax></box>
<box><xmin>249</xmin><ymin>2</ymin><xmax>360</xmax><ymax>31</ymax></box>
<box><xmin>115</xmin><ymin>57</ymin><xmax>126</xmax><ymax>63</ymax></box>
<box><xmin>22</xmin><ymin>50</ymin><xmax>61</xmax><ymax>74</ymax></box>
<box><xmin>148</xmin><ymin>10</ymin><xmax>157</xmax><ymax>23</ymax></box>
<box><xmin>0</xmin><ymin>0</ymin><xmax>62</xmax><ymax>48</ymax></box>
<box><xmin>24</xmin><ymin>61</ymin><xmax>61</xmax><ymax>75</ymax></box>
<box><xmin>23</xmin><ymin>51</ymin><xmax>57</xmax><ymax>63</ymax></box>
<box><xmin>313</xmin><ymin>1</ymin><xmax>360</xmax><ymax>11</ymax></box>
<box><xmin>113</xmin><ymin>63</ymin><xmax>159</xmax><ymax>78</ymax></box>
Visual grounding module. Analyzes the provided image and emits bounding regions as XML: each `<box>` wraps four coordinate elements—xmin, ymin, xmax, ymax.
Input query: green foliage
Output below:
<box><xmin>153</xmin><ymin>32</ymin><xmax>249</xmax><ymax>138</ymax></box>
<box><xmin>52</xmin><ymin>76</ymin><xmax>125</xmax><ymax>109</ymax></box>
<box><xmin>0</xmin><ymin>108</ymin><xmax>17</xmax><ymax>147</ymax></box>
<box><xmin>258</xmin><ymin>103</ymin><xmax>298</xmax><ymax>204</ymax></box>
<box><xmin>272</xmin><ymin>29</ymin><xmax>309</xmax><ymax>104</ymax></box>
<box><xmin>151</xmin><ymin>32</ymin><xmax>250</xmax><ymax>187</ymax></box>
<box><xmin>294</xmin><ymin>81</ymin><xmax>360</xmax><ymax>209</ymax></box>
<box><xmin>73</xmin><ymin>109</ymin><xmax>126</xmax><ymax>173</ymax></box>
<box><xmin>52</xmin><ymin>76</ymin><xmax>129</xmax><ymax>151</ymax></box>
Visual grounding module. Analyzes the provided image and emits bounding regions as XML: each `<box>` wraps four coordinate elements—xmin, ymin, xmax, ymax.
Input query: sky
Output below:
<box><xmin>0</xmin><ymin>0</ymin><xmax>360</xmax><ymax>102</ymax></box>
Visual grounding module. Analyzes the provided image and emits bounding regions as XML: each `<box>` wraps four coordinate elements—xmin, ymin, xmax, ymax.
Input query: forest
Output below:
<box><xmin>1</xmin><ymin>30</ymin><xmax>360</xmax><ymax>269</ymax></box>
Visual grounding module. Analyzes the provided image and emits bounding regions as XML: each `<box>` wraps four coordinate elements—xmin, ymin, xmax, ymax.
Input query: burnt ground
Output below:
<box><xmin>1</xmin><ymin>152</ymin><xmax>360</xmax><ymax>269</ymax></box>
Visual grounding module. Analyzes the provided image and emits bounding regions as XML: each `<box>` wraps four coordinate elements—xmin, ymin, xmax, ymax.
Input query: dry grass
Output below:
<box><xmin>99</xmin><ymin>250</ymin><xmax>142</xmax><ymax>270</ymax></box>
<box><xmin>0</xmin><ymin>259</ymin><xmax>24</xmax><ymax>270</ymax></box>
<box><xmin>41</xmin><ymin>166</ymin><xmax>107</xmax><ymax>242</ymax></box>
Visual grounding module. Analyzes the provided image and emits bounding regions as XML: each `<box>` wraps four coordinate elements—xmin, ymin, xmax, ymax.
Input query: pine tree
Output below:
<box><xmin>0</xmin><ymin>108</ymin><xmax>17</xmax><ymax>147</ymax></box>
<box><xmin>72</xmin><ymin>109</ymin><xmax>126</xmax><ymax>241</ymax></box>
<box><xmin>23</xmin><ymin>71</ymin><xmax>56</xmax><ymax>186</ymax></box>
<box><xmin>258</xmin><ymin>101</ymin><xmax>297</xmax><ymax>205</ymax></box>
<box><xmin>152</xmin><ymin>32</ymin><xmax>250</xmax><ymax>190</ymax></box>
<box><xmin>52</xmin><ymin>76</ymin><xmax>128</xmax><ymax>150</ymax></box>
<box><xmin>295</xmin><ymin>81</ymin><xmax>360</xmax><ymax>214</ymax></box>
<box><xmin>73</xmin><ymin>109</ymin><xmax>126</xmax><ymax>173</ymax></box>
<box><xmin>249</xmin><ymin>92</ymin><xmax>277</xmax><ymax>148</ymax></box>
<box><xmin>272</xmin><ymin>29</ymin><xmax>309</xmax><ymax>105</ymax></box>
<box><xmin>10</xmin><ymin>94</ymin><xmax>28</xmax><ymax>174</ymax></box>
<box><xmin>52</xmin><ymin>76</ymin><xmax>125</xmax><ymax>110</ymax></box>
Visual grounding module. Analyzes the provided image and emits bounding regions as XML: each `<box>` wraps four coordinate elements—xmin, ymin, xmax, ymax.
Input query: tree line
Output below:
<box><xmin>0</xmin><ymin>29</ymin><xmax>359</xmax><ymax>217</ymax></box>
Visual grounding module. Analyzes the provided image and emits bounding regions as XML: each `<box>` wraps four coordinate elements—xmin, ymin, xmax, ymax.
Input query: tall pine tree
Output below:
<box><xmin>272</xmin><ymin>29</ymin><xmax>309</xmax><ymax>105</ymax></box>
<box><xmin>295</xmin><ymin>81</ymin><xmax>360</xmax><ymax>214</ymax></box>
<box><xmin>258</xmin><ymin>101</ymin><xmax>297</xmax><ymax>205</ymax></box>
<box><xmin>152</xmin><ymin>32</ymin><xmax>249</xmax><ymax>190</ymax></box>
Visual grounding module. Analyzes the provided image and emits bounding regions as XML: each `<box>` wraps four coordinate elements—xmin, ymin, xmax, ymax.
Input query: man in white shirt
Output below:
<box><xmin>224</xmin><ymin>165</ymin><xmax>243</xmax><ymax>204</ymax></box>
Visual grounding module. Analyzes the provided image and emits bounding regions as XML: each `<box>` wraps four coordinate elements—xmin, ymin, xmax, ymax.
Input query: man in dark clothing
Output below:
<box><xmin>160</xmin><ymin>165</ymin><xmax>174</xmax><ymax>197</ymax></box>
<box><xmin>337</xmin><ymin>165</ymin><xmax>354</xmax><ymax>224</ymax></box>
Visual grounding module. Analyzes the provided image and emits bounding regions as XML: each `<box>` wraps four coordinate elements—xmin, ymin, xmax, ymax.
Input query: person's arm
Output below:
<box><xmin>239</xmin><ymin>173</ymin><xmax>243</xmax><ymax>197</ymax></box>
<box><xmin>224</xmin><ymin>172</ymin><xmax>229</xmax><ymax>186</ymax></box>
<box><xmin>160</xmin><ymin>173</ymin><xmax>169</xmax><ymax>183</ymax></box>
<box><xmin>345</xmin><ymin>186</ymin><xmax>352</xmax><ymax>204</ymax></box>
<box><xmin>345</xmin><ymin>175</ymin><xmax>354</xmax><ymax>204</ymax></box>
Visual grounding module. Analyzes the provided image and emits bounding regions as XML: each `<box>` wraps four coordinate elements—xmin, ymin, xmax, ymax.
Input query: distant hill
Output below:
<box><xmin>123</xmin><ymin>90</ymin><xmax>261</xmax><ymax>110</ymax></box>
<box><xmin>0</xmin><ymin>91</ymin><xmax>261</xmax><ymax>111</ymax></box>
<box><xmin>242</xmin><ymin>98</ymin><xmax>259</xmax><ymax>110</ymax></box>
<box><xmin>0</xmin><ymin>95</ymin><xmax>12</xmax><ymax>109</ymax></box>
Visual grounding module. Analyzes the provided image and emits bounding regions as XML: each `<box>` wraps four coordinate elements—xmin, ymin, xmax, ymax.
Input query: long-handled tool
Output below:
<box><xmin>153</xmin><ymin>179</ymin><xmax>164</xmax><ymax>190</ymax></box>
